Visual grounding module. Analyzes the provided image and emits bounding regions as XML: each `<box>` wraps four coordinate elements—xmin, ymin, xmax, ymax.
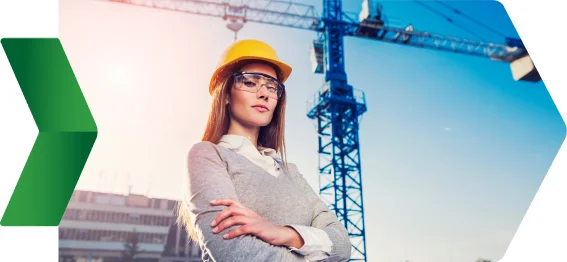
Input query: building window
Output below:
<box><xmin>78</xmin><ymin>229</ymin><xmax>87</xmax><ymax>240</ymax></box>
<box><xmin>167</xmin><ymin>200</ymin><xmax>176</xmax><ymax>210</ymax></box>
<box><xmin>79</xmin><ymin>191</ymin><xmax>88</xmax><ymax>202</ymax></box>
<box><xmin>100</xmin><ymin>230</ymin><xmax>112</xmax><ymax>241</ymax></box>
<box><xmin>119</xmin><ymin>231</ymin><xmax>126</xmax><ymax>242</ymax></box>
<box><xmin>58</xmin><ymin>228</ymin><xmax>168</xmax><ymax>244</ymax></box>
<box><xmin>61</xmin><ymin>209</ymin><xmax>180</xmax><ymax>227</ymax></box>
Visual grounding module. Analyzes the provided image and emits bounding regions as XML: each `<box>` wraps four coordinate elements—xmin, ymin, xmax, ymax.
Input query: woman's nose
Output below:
<box><xmin>256</xmin><ymin>85</ymin><xmax>270</xmax><ymax>99</ymax></box>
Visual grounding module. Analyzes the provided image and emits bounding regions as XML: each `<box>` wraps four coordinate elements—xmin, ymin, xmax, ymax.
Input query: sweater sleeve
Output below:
<box><xmin>285</xmin><ymin>224</ymin><xmax>333</xmax><ymax>261</ymax></box>
<box><xmin>183</xmin><ymin>142</ymin><xmax>306</xmax><ymax>262</ymax></box>
<box><xmin>287</xmin><ymin>163</ymin><xmax>352</xmax><ymax>262</ymax></box>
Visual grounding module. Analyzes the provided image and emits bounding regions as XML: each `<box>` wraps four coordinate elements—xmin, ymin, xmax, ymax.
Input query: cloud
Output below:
<box><xmin>443</xmin><ymin>127</ymin><xmax>451</xmax><ymax>131</ymax></box>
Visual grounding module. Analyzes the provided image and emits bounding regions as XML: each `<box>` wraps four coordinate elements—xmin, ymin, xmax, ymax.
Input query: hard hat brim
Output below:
<box><xmin>208</xmin><ymin>55</ymin><xmax>292</xmax><ymax>95</ymax></box>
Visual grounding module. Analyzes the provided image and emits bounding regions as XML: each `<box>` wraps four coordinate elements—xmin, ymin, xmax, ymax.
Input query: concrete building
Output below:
<box><xmin>59</xmin><ymin>190</ymin><xmax>201</xmax><ymax>262</ymax></box>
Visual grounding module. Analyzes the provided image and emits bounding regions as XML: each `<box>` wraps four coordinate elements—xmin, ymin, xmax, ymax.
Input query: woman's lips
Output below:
<box><xmin>252</xmin><ymin>106</ymin><xmax>268</xmax><ymax>112</ymax></box>
<box><xmin>252</xmin><ymin>105</ymin><xmax>269</xmax><ymax>112</ymax></box>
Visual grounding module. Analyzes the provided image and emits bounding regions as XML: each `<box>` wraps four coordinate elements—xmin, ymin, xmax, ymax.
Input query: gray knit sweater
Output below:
<box><xmin>184</xmin><ymin>141</ymin><xmax>352</xmax><ymax>262</ymax></box>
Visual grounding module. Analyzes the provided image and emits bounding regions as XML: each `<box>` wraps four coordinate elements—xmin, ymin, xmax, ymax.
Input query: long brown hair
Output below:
<box><xmin>176</xmin><ymin>59</ymin><xmax>288</xmax><ymax>242</ymax></box>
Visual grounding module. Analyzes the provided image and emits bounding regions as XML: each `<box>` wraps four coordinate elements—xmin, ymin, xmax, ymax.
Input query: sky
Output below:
<box><xmin>59</xmin><ymin>0</ymin><xmax>566</xmax><ymax>262</ymax></box>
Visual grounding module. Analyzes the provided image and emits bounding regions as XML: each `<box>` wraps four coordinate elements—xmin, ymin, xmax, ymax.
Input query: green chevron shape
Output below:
<box><xmin>0</xmin><ymin>38</ymin><xmax>97</xmax><ymax>226</ymax></box>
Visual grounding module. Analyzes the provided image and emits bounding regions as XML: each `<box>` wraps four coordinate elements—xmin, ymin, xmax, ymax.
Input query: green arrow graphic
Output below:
<box><xmin>1</xmin><ymin>38</ymin><xmax>97</xmax><ymax>226</ymax></box>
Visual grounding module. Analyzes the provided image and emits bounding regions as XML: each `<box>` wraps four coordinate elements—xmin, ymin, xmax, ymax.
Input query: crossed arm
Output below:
<box><xmin>183</xmin><ymin>142</ymin><xmax>351</xmax><ymax>262</ymax></box>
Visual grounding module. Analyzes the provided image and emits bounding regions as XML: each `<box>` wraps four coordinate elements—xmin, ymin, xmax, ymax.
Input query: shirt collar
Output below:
<box><xmin>218</xmin><ymin>134</ymin><xmax>282</xmax><ymax>160</ymax></box>
<box><xmin>217</xmin><ymin>134</ymin><xmax>247</xmax><ymax>150</ymax></box>
<box><xmin>258</xmin><ymin>146</ymin><xmax>281</xmax><ymax>160</ymax></box>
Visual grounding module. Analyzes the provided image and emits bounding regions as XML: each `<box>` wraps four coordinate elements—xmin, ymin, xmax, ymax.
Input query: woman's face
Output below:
<box><xmin>227</xmin><ymin>62</ymin><xmax>280</xmax><ymax>128</ymax></box>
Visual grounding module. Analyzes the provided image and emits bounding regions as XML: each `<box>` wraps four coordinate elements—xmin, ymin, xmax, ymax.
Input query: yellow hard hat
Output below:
<box><xmin>209</xmin><ymin>39</ymin><xmax>293</xmax><ymax>95</ymax></box>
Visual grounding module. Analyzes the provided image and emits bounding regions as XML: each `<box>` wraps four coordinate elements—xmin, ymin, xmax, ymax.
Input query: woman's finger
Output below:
<box><xmin>213</xmin><ymin>215</ymin><xmax>255</xmax><ymax>234</ymax></box>
<box><xmin>210</xmin><ymin>198</ymin><xmax>244</xmax><ymax>208</ymax></box>
<box><xmin>211</xmin><ymin>206</ymin><xmax>250</xmax><ymax>227</ymax></box>
<box><xmin>224</xmin><ymin>224</ymin><xmax>256</xmax><ymax>239</ymax></box>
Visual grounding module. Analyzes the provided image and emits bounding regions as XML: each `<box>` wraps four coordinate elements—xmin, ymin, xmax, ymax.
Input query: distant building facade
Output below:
<box><xmin>59</xmin><ymin>190</ymin><xmax>201</xmax><ymax>262</ymax></box>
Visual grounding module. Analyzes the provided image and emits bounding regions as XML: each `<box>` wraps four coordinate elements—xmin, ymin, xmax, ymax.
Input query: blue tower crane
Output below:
<box><xmin>105</xmin><ymin>1</ymin><xmax>542</xmax><ymax>261</ymax></box>
<box><xmin>305</xmin><ymin>1</ymin><xmax>369</xmax><ymax>261</ymax></box>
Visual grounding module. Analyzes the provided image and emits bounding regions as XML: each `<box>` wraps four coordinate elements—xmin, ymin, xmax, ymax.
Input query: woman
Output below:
<box><xmin>177</xmin><ymin>39</ymin><xmax>351</xmax><ymax>262</ymax></box>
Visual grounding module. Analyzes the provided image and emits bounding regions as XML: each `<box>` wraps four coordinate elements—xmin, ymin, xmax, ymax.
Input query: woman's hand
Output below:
<box><xmin>209</xmin><ymin>198</ymin><xmax>304</xmax><ymax>248</ymax></box>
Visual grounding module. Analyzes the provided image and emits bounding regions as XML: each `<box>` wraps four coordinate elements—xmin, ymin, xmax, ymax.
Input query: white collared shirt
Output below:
<box><xmin>217</xmin><ymin>134</ymin><xmax>334</xmax><ymax>261</ymax></box>
<box><xmin>218</xmin><ymin>135</ymin><xmax>282</xmax><ymax>177</ymax></box>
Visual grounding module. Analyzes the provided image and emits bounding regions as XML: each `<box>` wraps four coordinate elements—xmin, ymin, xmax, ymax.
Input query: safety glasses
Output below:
<box><xmin>232</xmin><ymin>72</ymin><xmax>285</xmax><ymax>99</ymax></box>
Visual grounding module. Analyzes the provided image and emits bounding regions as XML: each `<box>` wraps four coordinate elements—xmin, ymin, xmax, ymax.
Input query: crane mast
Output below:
<box><xmin>106</xmin><ymin>0</ymin><xmax>541</xmax><ymax>261</ymax></box>
<box><xmin>305</xmin><ymin>0</ymin><xmax>368</xmax><ymax>260</ymax></box>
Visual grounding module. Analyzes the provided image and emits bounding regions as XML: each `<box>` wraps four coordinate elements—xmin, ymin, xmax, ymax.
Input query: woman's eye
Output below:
<box><xmin>267</xmin><ymin>86</ymin><xmax>278</xmax><ymax>93</ymax></box>
<box><xmin>243</xmin><ymin>81</ymin><xmax>256</xmax><ymax>87</ymax></box>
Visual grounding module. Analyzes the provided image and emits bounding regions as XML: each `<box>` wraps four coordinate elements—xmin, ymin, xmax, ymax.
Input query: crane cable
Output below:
<box><xmin>432</xmin><ymin>0</ymin><xmax>507</xmax><ymax>39</ymax></box>
<box><xmin>411</xmin><ymin>0</ymin><xmax>487</xmax><ymax>41</ymax></box>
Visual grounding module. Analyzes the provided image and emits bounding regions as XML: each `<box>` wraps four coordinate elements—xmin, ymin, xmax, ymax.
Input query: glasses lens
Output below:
<box><xmin>235</xmin><ymin>73</ymin><xmax>283</xmax><ymax>98</ymax></box>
